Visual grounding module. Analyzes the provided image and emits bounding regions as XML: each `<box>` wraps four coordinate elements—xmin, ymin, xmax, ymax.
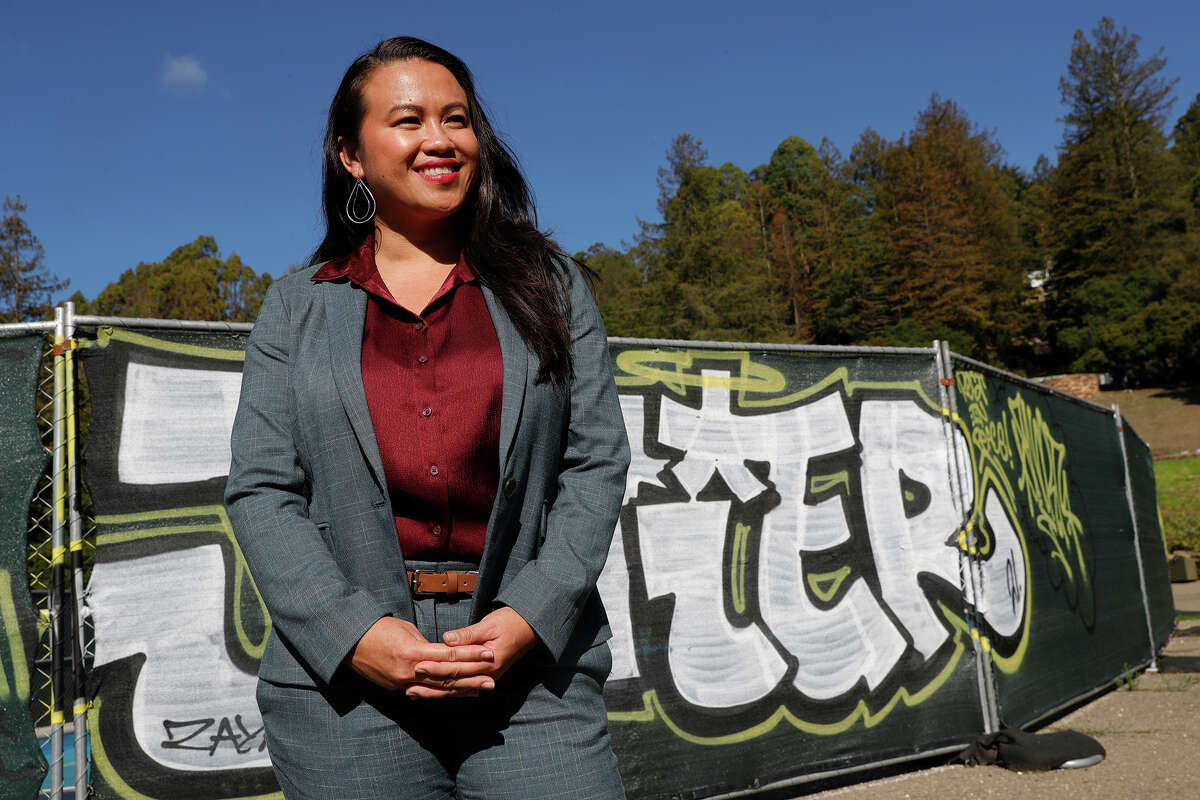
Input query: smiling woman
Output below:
<box><xmin>341</xmin><ymin>61</ymin><xmax>478</xmax><ymax>239</ymax></box>
<box><xmin>224</xmin><ymin>36</ymin><xmax>630</xmax><ymax>800</ymax></box>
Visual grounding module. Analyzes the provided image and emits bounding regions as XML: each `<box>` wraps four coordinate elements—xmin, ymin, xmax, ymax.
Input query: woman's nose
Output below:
<box><xmin>423</xmin><ymin>125</ymin><xmax>454</xmax><ymax>154</ymax></box>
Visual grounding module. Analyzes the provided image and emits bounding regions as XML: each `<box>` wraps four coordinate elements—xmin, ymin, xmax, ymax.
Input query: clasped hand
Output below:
<box><xmin>347</xmin><ymin>606</ymin><xmax>537</xmax><ymax>698</ymax></box>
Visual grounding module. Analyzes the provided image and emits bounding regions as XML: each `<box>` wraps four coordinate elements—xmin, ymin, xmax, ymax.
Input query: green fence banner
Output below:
<box><xmin>0</xmin><ymin>333</ymin><xmax>49</xmax><ymax>799</ymax></box>
<box><xmin>1</xmin><ymin>325</ymin><xmax>1174</xmax><ymax>800</ymax></box>
<box><xmin>943</xmin><ymin>356</ymin><xmax>1171</xmax><ymax>731</ymax></box>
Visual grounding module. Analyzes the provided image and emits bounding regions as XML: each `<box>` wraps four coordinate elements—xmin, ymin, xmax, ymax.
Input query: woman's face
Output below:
<box><xmin>340</xmin><ymin>59</ymin><xmax>479</xmax><ymax>226</ymax></box>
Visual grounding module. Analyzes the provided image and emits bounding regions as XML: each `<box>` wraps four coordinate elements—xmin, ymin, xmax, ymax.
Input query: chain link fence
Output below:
<box><xmin>22</xmin><ymin>324</ymin><xmax>94</xmax><ymax>799</ymax></box>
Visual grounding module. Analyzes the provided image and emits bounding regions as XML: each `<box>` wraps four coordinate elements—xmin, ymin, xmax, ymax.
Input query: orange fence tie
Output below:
<box><xmin>51</xmin><ymin>339</ymin><xmax>78</xmax><ymax>356</ymax></box>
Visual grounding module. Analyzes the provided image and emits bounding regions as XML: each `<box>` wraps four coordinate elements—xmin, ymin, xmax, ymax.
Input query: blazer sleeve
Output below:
<box><xmin>224</xmin><ymin>281</ymin><xmax>390</xmax><ymax>685</ymax></box>
<box><xmin>494</xmin><ymin>264</ymin><xmax>631</xmax><ymax>659</ymax></box>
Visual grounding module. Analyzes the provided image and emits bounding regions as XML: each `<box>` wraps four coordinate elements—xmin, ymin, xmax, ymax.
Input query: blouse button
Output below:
<box><xmin>422</xmin><ymin>406</ymin><xmax>432</xmax><ymax>418</ymax></box>
<box><xmin>432</xmin><ymin>524</ymin><xmax>442</xmax><ymax>537</ymax></box>
<box><xmin>415</xmin><ymin>321</ymin><xmax>425</xmax><ymax>331</ymax></box>
<box><xmin>417</xmin><ymin>355</ymin><xmax>428</xmax><ymax>364</ymax></box>
<box><xmin>430</xmin><ymin>464</ymin><xmax>439</xmax><ymax>477</ymax></box>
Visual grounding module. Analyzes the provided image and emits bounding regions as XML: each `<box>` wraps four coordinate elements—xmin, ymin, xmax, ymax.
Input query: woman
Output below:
<box><xmin>225</xmin><ymin>36</ymin><xmax>630</xmax><ymax>799</ymax></box>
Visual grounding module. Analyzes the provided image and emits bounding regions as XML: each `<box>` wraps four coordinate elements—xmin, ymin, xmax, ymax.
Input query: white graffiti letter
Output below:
<box><xmin>760</xmin><ymin>392</ymin><xmax>908</xmax><ymax>699</ymax></box>
<box><xmin>596</xmin><ymin>395</ymin><xmax>670</xmax><ymax>681</ymax></box>
<box><xmin>975</xmin><ymin>490</ymin><xmax>1026</xmax><ymax>637</ymax></box>
<box><xmin>90</xmin><ymin>545</ymin><xmax>268</xmax><ymax>771</ymax></box>
<box><xmin>861</xmin><ymin>400</ymin><xmax>964</xmax><ymax>660</ymax></box>
<box><xmin>638</xmin><ymin>500</ymin><xmax>787</xmax><ymax>707</ymax></box>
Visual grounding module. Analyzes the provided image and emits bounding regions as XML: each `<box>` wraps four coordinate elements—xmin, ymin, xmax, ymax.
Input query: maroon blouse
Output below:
<box><xmin>311</xmin><ymin>235</ymin><xmax>502</xmax><ymax>561</ymax></box>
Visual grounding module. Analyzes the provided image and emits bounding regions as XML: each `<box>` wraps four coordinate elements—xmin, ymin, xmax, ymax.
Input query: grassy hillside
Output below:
<box><xmin>1104</xmin><ymin>386</ymin><xmax>1200</xmax><ymax>459</ymax></box>
<box><xmin>1156</xmin><ymin>458</ymin><xmax>1200</xmax><ymax>553</ymax></box>
<box><xmin>1072</xmin><ymin>386</ymin><xmax>1198</xmax><ymax>553</ymax></box>
<box><xmin>1105</xmin><ymin>385</ymin><xmax>1200</xmax><ymax>553</ymax></box>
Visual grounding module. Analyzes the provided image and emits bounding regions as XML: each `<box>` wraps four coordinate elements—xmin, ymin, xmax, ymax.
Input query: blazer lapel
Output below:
<box><xmin>481</xmin><ymin>283</ymin><xmax>528</xmax><ymax>475</ymax></box>
<box><xmin>321</xmin><ymin>280</ymin><xmax>388</xmax><ymax>490</ymax></box>
<box><xmin>474</xmin><ymin>283</ymin><xmax>529</xmax><ymax>620</ymax></box>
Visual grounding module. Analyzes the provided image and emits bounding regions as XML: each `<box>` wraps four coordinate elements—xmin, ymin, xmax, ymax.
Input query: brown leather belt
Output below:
<box><xmin>407</xmin><ymin>569</ymin><xmax>478</xmax><ymax>596</ymax></box>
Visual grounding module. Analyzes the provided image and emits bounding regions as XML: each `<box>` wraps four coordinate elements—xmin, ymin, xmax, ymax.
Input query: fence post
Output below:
<box><xmin>1111</xmin><ymin>404</ymin><xmax>1159</xmax><ymax>672</ymax></box>
<box><xmin>935</xmin><ymin>341</ymin><xmax>1000</xmax><ymax>733</ymax></box>
<box><xmin>47</xmin><ymin>307</ymin><xmax>68</xmax><ymax>799</ymax></box>
<box><xmin>63</xmin><ymin>301</ymin><xmax>90</xmax><ymax>799</ymax></box>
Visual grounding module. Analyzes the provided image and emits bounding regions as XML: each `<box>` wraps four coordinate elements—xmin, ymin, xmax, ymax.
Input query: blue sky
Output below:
<box><xmin>4</xmin><ymin>0</ymin><xmax>1199</xmax><ymax>302</ymax></box>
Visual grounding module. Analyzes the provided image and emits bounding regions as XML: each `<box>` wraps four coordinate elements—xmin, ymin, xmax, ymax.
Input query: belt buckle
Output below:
<box><xmin>409</xmin><ymin>570</ymin><xmax>437</xmax><ymax>596</ymax></box>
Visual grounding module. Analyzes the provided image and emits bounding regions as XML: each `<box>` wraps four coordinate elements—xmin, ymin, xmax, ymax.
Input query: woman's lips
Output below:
<box><xmin>417</xmin><ymin>170</ymin><xmax>459</xmax><ymax>184</ymax></box>
<box><xmin>415</xmin><ymin>162</ymin><xmax>461</xmax><ymax>184</ymax></box>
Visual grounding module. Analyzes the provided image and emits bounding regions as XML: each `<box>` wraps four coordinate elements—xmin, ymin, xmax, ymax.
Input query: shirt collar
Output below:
<box><xmin>311</xmin><ymin>232</ymin><xmax>477</xmax><ymax>311</ymax></box>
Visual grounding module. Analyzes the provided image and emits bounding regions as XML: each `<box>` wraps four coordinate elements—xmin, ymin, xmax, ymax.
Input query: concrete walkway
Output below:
<box><xmin>798</xmin><ymin>581</ymin><xmax>1200</xmax><ymax>799</ymax></box>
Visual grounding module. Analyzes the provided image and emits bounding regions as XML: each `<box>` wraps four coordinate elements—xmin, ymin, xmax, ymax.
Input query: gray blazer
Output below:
<box><xmin>224</xmin><ymin>261</ymin><xmax>630</xmax><ymax>688</ymax></box>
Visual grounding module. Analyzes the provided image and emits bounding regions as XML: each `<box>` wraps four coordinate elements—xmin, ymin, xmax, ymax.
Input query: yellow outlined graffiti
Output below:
<box><xmin>615</xmin><ymin>349</ymin><xmax>939</xmax><ymax>411</ymax></box>
<box><xmin>88</xmin><ymin>697</ymin><xmax>283</xmax><ymax>800</ymax></box>
<box><xmin>953</xmin><ymin>371</ymin><xmax>1096</xmax><ymax>672</ymax></box>
<box><xmin>1</xmin><ymin>569</ymin><xmax>32</xmax><ymax>702</ymax></box>
<box><xmin>82</xmin><ymin>327</ymin><xmax>272</xmax><ymax>796</ymax></box>
<box><xmin>94</xmin><ymin>505</ymin><xmax>271</xmax><ymax>659</ymax></box>
<box><xmin>729</xmin><ymin>522</ymin><xmax>751</xmax><ymax>614</ymax></box>
<box><xmin>90</xmin><ymin>506</ymin><xmax>274</xmax><ymax>795</ymax></box>
<box><xmin>86</xmin><ymin>327</ymin><xmax>246</xmax><ymax>362</ymax></box>
<box><xmin>610</xmin><ymin>603</ymin><xmax>970</xmax><ymax>744</ymax></box>
<box><xmin>951</xmin><ymin>371</ymin><xmax>1033</xmax><ymax>673</ymax></box>
<box><xmin>807</xmin><ymin>566</ymin><xmax>852</xmax><ymax>603</ymax></box>
<box><xmin>616</xmin><ymin>350</ymin><xmax>786</xmax><ymax>397</ymax></box>
<box><xmin>608</xmin><ymin>348</ymin><xmax>990</xmax><ymax>740</ymax></box>
<box><xmin>1008</xmin><ymin>394</ymin><xmax>1091</xmax><ymax>612</ymax></box>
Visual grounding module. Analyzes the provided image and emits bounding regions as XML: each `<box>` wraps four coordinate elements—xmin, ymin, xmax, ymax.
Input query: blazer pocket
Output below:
<box><xmin>314</xmin><ymin>521</ymin><xmax>332</xmax><ymax>549</ymax></box>
<box><xmin>536</xmin><ymin>500</ymin><xmax>549</xmax><ymax>548</ymax></box>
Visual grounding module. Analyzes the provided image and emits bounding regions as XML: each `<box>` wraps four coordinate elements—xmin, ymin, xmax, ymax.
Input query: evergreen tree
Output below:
<box><xmin>1047</xmin><ymin>17</ymin><xmax>1191</xmax><ymax>382</ymax></box>
<box><xmin>575</xmin><ymin>243</ymin><xmax>647</xmax><ymax>337</ymax></box>
<box><xmin>753</xmin><ymin>136</ymin><xmax>868</xmax><ymax>344</ymax></box>
<box><xmin>633</xmin><ymin>135</ymin><xmax>783</xmax><ymax>341</ymax></box>
<box><xmin>839</xmin><ymin>128</ymin><xmax>897</xmax><ymax>341</ymax></box>
<box><xmin>1173</xmin><ymin>92</ymin><xmax>1200</xmax><ymax>208</ymax></box>
<box><xmin>0</xmin><ymin>196</ymin><xmax>68</xmax><ymax>322</ymax></box>
<box><xmin>77</xmin><ymin>236</ymin><xmax>272</xmax><ymax>322</ymax></box>
<box><xmin>759</xmin><ymin>136</ymin><xmax>824</xmax><ymax>339</ymax></box>
<box><xmin>875</xmin><ymin>96</ymin><xmax>1026</xmax><ymax>357</ymax></box>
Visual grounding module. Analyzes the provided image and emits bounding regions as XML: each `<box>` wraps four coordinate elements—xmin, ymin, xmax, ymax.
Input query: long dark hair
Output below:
<box><xmin>312</xmin><ymin>36</ymin><xmax>576</xmax><ymax>384</ymax></box>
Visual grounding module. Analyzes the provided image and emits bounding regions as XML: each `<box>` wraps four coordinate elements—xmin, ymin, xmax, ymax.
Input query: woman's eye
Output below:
<box><xmin>395</xmin><ymin>116</ymin><xmax>420</xmax><ymax>126</ymax></box>
<box><xmin>446</xmin><ymin>114</ymin><xmax>469</xmax><ymax>127</ymax></box>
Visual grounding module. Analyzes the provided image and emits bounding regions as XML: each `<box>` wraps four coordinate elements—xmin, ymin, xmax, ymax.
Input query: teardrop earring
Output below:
<box><xmin>345</xmin><ymin>178</ymin><xmax>376</xmax><ymax>224</ymax></box>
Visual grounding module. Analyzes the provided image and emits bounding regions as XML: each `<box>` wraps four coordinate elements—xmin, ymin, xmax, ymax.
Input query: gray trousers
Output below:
<box><xmin>256</xmin><ymin>562</ymin><xmax>625</xmax><ymax>800</ymax></box>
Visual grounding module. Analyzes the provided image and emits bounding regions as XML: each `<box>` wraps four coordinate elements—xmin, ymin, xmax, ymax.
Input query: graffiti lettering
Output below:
<box><xmin>1</xmin><ymin>569</ymin><xmax>32</xmax><ymax>703</ymax></box>
<box><xmin>596</xmin><ymin>394</ymin><xmax>669</xmax><ymax>682</ymax></box>
<box><xmin>91</xmin><ymin>544</ymin><xmax>270</xmax><ymax>771</ymax></box>
<box><xmin>1008</xmin><ymin>399</ymin><xmax>1087</xmax><ymax>586</ymax></box>
<box><xmin>639</xmin><ymin>500</ymin><xmax>788</xmax><ymax>707</ymax></box>
<box><xmin>861</xmin><ymin>399</ymin><xmax>964</xmax><ymax>660</ymax></box>
<box><xmin>759</xmin><ymin>392</ymin><xmax>908</xmax><ymax>699</ymax></box>
<box><xmin>162</xmin><ymin>715</ymin><xmax>266</xmax><ymax>755</ymax></box>
<box><xmin>598</xmin><ymin>356</ymin><xmax>1035</xmax><ymax>740</ymax></box>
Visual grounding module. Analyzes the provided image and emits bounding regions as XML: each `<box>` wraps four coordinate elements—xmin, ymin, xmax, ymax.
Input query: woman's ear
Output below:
<box><xmin>337</xmin><ymin>136</ymin><xmax>364</xmax><ymax>180</ymax></box>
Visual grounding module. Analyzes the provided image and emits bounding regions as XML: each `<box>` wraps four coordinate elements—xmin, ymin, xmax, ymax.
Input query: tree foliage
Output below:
<box><xmin>1174</xmin><ymin>92</ymin><xmax>1200</xmax><ymax>209</ymax></box>
<box><xmin>875</xmin><ymin>96</ymin><xmax>1027</xmax><ymax>357</ymax></box>
<box><xmin>580</xmin><ymin>16</ymin><xmax>1197</xmax><ymax>385</ymax></box>
<box><xmin>0</xmin><ymin>196</ymin><xmax>68</xmax><ymax>322</ymax></box>
<box><xmin>72</xmin><ymin>236</ymin><xmax>272</xmax><ymax>322</ymax></box>
<box><xmin>648</xmin><ymin>152</ymin><xmax>781</xmax><ymax>340</ymax></box>
<box><xmin>1045</xmin><ymin>16</ymin><xmax>1197</xmax><ymax>383</ymax></box>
